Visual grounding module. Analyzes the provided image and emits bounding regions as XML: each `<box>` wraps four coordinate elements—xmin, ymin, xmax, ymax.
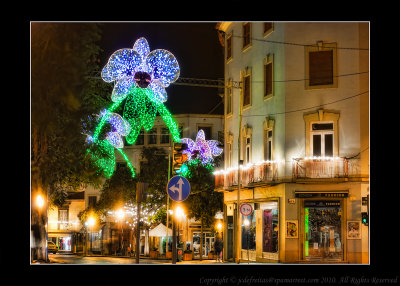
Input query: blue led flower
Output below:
<box><xmin>181</xmin><ymin>129</ymin><xmax>223</xmax><ymax>165</ymax></box>
<box><xmin>101</xmin><ymin>37</ymin><xmax>180</xmax><ymax>103</ymax></box>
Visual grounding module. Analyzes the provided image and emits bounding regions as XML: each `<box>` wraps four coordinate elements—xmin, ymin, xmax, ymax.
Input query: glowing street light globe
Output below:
<box><xmin>36</xmin><ymin>194</ymin><xmax>44</xmax><ymax>209</ymax></box>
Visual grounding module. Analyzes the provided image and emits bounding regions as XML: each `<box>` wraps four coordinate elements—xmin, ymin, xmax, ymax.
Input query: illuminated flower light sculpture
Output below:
<box><xmin>101</xmin><ymin>37</ymin><xmax>181</xmax><ymax>144</ymax></box>
<box><xmin>181</xmin><ymin>129</ymin><xmax>223</xmax><ymax>165</ymax></box>
<box><xmin>87</xmin><ymin>37</ymin><xmax>181</xmax><ymax>178</ymax></box>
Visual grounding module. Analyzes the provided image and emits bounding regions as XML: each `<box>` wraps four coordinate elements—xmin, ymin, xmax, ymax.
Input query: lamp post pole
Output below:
<box><xmin>236</xmin><ymin>82</ymin><xmax>243</xmax><ymax>264</ymax></box>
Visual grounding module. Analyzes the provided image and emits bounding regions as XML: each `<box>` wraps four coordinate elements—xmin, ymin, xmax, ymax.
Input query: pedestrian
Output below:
<box><xmin>214</xmin><ymin>234</ymin><xmax>223</xmax><ymax>262</ymax></box>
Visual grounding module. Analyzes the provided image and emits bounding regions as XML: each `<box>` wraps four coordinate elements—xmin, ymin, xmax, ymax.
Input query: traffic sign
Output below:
<box><xmin>240</xmin><ymin>203</ymin><xmax>253</xmax><ymax>216</ymax></box>
<box><xmin>167</xmin><ymin>176</ymin><xmax>191</xmax><ymax>202</ymax></box>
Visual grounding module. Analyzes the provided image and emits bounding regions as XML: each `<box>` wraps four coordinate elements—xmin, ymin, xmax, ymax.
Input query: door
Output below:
<box><xmin>304</xmin><ymin>200</ymin><xmax>343</xmax><ymax>261</ymax></box>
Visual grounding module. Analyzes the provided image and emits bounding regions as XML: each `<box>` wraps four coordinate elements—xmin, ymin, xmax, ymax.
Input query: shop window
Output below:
<box><xmin>241</xmin><ymin>209</ymin><xmax>256</xmax><ymax>251</ymax></box>
<box><xmin>304</xmin><ymin>200</ymin><xmax>343</xmax><ymax>261</ymax></box>
<box><xmin>260</xmin><ymin>201</ymin><xmax>279</xmax><ymax>253</ymax></box>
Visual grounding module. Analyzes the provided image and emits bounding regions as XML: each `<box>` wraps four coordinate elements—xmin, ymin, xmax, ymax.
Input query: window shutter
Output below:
<box><xmin>265</xmin><ymin>62</ymin><xmax>272</xmax><ymax>96</ymax></box>
<box><xmin>309</xmin><ymin>50</ymin><xmax>333</xmax><ymax>86</ymax></box>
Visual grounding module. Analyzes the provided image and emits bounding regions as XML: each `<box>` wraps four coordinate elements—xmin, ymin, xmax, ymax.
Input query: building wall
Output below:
<box><xmin>218</xmin><ymin>22</ymin><xmax>369</xmax><ymax>264</ymax></box>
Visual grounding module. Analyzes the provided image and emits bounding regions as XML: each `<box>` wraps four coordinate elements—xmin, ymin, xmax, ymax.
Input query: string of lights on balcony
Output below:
<box><xmin>213</xmin><ymin>159</ymin><xmax>282</xmax><ymax>175</ymax></box>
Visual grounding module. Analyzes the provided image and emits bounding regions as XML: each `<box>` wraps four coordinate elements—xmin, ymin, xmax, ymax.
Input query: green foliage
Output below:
<box><xmin>96</xmin><ymin>165</ymin><xmax>137</xmax><ymax>212</ymax></box>
<box><xmin>31</xmin><ymin>23</ymin><xmax>109</xmax><ymax>206</ymax></box>
<box><xmin>185</xmin><ymin>157</ymin><xmax>223</xmax><ymax>228</ymax></box>
<box><xmin>137</xmin><ymin>146</ymin><xmax>169</xmax><ymax>207</ymax></box>
<box><xmin>150</xmin><ymin>207</ymin><xmax>167</xmax><ymax>225</ymax></box>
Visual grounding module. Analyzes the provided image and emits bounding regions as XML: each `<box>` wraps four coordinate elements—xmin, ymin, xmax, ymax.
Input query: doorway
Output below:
<box><xmin>192</xmin><ymin>232</ymin><xmax>215</xmax><ymax>258</ymax></box>
<box><xmin>304</xmin><ymin>200</ymin><xmax>343</xmax><ymax>261</ymax></box>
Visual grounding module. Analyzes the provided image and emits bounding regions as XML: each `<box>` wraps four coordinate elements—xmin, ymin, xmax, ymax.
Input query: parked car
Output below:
<box><xmin>47</xmin><ymin>241</ymin><xmax>59</xmax><ymax>254</ymax></box>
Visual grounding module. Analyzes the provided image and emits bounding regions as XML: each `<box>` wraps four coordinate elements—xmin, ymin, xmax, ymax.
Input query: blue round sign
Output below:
<box><xmin>167</xmin><ymin>176</ymin><xmax>191</xmax><ymax>202</ymax></box>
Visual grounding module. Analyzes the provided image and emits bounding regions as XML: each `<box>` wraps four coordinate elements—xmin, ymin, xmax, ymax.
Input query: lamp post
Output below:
<box><xmin>244</xmin><ymin>218</ymin><xmax>250</xmax><ymax>264</ymax></box>
<box><xmin>116</xmin><ymin>209</ymin><xmax>125</xmax><ymax>256</ymax></box>
<box><xmin>216</xmin><ymin>221</ymin><xmax>223</xmax><ymax>262</ymax></box>
<box><xmin>86</xmin><ymin>216</ymin><xmax>95</xmax><ymax>255</ymax></box>
<box><xmin>35</xmin><ymin>193</ymin><xmax>47</xmax><ymax>262</ymax></box>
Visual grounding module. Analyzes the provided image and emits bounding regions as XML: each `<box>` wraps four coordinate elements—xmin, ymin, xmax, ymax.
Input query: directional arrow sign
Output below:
<box><xmin>167</xmin><ymin>176</ymin><xmax>190</xmax><ymax>202</ymax></box>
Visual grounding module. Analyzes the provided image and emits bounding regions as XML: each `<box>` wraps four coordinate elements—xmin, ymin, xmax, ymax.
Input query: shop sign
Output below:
<box><xmin>288</xmin><ymin>198</ymin><xmax>296</xmax><ymax>204</ymax></box>
<box><xmin>295</xmin><ymin>192</ymin><xmax>348</xmax><ymax>198</ymax></box>
<box><xmin>304</xmin><ymin>200</ymin><xmax>340</xmax><ymax>207</ymax></box>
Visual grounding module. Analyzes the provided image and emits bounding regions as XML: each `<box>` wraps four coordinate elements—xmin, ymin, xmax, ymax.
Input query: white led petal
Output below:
<box><xmin>101</xmin><ymin>49</ymin><xmax>141</xmax><ymax>82</ymax></box>
<box><xmin>107</xmin><ymin>113</ymin><xmax>131</xmax><ymax>136</ymax></box>
<box><xmin>196</xmin><ymin>129</ymin><xmax>206</xmax><ymax>141</ymax></box>
<box><xmin>146</xmin><ymin>49</ymin><xmax>180</xmax><ymax>87</ymax></box>
<box><xmin>106</xmin><ymin>132</ymin><xmax>124</xmax><ymax>149</ymax></box>
<box><xmin>148</xmin><ymin>79</ymin><xmax>167</xmax><ymax>102</ymax></box>
<box><xmin>111</xmin><ymin>76</ymin><xmax>136</xmax><ymax>102</ymax></box>
<box><xmin>133</xmin><ymin>37</ymin><xmax>150</xmax><ymax>60</ymax></box>
<box><xmin>208</xmin><ymin>140</ymin><xmax>223</xmax><ymax>156</ymax></box>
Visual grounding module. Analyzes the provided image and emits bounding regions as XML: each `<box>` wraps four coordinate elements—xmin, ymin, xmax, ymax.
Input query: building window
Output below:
<box><xmin>226</xmin><ymin>83</ymin><xmax>233</xmax><ymax>115</ymax></box>
<box><xmin>135</xmin><ymin>128</ymin><xmax>144</xmax><ymax>145</ymax></box>
<box><xmin>311</xmin><ymin>122</ymin><xmax>334</xmax><ymax>157</ymax></box>
<box><xmin>58</xmin><ymin>209</ymin><xmax>68</xmax><ymax>230</ymax></box>
<box><xmin>263</xmin><ymin>22</ymin><xmax>274</xmax><ymax>37</ymax></box>
<box><xmin>242</xmin><ymin>73</ymin><xmax>251</xmax><ymax>107</ymax></box>
<box><xmin>160</xmin><ymin>127</ymin><xmax>170</xmax><ymax>144</ymax></box>
<box><xmin>245</xmin><ymin>136</ymin><xmax>251</xmax><ymax>164</ymax></box>
<box><xmin>198</xmin><ymin>126</ymin><xmax>212</xmax><ymax>140</ymax></box>
<box><xmin>147</xmin><ymin>127</ymin><xmax>157</xmax><ymax>145</ymax></box>
<box><xmin>264</xmin><ymin>129</ymin><xmax>273</xmax><ymax>161</ymax></box>
<box><xmin>88</xmin><ymin>196</ymin><xmax>97</xmax><ymax>209</ymax></box>
<box><xmin>261</xmin><ymin>201</ymin><xmax>279</xmax><ymax>253</ymax></box>
<box><xmin>226</xmin><ymin>142</ymin><xmax>232</xmax><ymax>168</ymax></box>
<box><xmin>264</xmin><ymin>55</ymin><xmax>273</xmax><ymax>99</ymax></box>
<box><xmin>242</xmin><ymin>22</ymin><xmax>251</xmax><ymax>50</ymax></box>
<box><xmin>305</xmin><ymin>42</ymin><xmax>337</xmax><ymax>89</ymax></box>
<box><xmin>226</xmin><ymin>33</ymin><xmax>232</xmax><ymax>62</ymax></box>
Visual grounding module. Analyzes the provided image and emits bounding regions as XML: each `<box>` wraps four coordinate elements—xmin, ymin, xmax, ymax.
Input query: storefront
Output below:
<box><xmin>296</xmin><ymin>191</ymin><xmax>347</xmax><ymax>262</ymax></box>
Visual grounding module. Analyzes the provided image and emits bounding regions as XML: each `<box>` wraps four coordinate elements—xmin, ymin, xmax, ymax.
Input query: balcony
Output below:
<box><xmin>292</xmin><ymin>157</ymin><xmax>360</xmax><ymax>179</ymax></box>
<box><xmin>214</xmin><ymin>161</ymin><xmax>278</xmax><ymax>189</ymax></box>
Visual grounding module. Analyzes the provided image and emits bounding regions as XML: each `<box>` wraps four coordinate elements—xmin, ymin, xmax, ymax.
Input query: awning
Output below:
<box><xmin>148</xmin><ymin>223</ymin><xmax>172</xmax><ymax>237</ymax></box>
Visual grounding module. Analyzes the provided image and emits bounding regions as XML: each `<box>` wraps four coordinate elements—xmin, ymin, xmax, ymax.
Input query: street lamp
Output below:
<box><xmin>36</xmin><ymin>194</ymin><xmax>44</xmax><ymax>209</ymax></box>
<box><xmin>244</xmin><ymin>218</ymin><xmax>250</xmax><ymax>264</ymax></box>
<box><xmin>116</xmin><ymin>209</ymin><xmax>125</xmax><ymax>255</ymax></box>
<box><xmin>87</xmin><ymin>216</ymin><xmax>95</xmax><ymax>255</ymax></box>
<box><xmin>35</xmin><ymin>193</ymin><xmax>49</xmax><ymax>262</ymax></box>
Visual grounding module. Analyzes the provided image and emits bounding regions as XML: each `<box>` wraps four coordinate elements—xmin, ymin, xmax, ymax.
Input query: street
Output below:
<box><xmin>45</xmin><ymin>254</ymin><xmax>234</xmax><ymax>265</ymax></box>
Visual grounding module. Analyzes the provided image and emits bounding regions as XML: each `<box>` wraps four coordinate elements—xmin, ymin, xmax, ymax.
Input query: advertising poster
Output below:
<box><xmin>263</xmin><ymin>210</ymin><xmax>273</xmax><ymax>252</ymax></box>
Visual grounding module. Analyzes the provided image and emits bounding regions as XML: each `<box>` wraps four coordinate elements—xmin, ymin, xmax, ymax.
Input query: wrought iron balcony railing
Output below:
<box><xmin>214</xmin><ymin>161</ymin><xmax>279</xmax><ymax>189</ymax></box>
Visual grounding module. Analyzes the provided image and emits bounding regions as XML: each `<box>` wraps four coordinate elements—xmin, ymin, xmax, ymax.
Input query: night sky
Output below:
<box><xmin>97</xmin><ymin>22</ymin><xmax>225</xmax><ymax>115</ymax></box>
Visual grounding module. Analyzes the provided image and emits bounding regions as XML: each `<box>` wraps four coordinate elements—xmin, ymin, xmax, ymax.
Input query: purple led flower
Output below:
<box><xmin>181</xmin><ymin>129</ymin><xmax>223</xmax><ymax>165</ymax></box>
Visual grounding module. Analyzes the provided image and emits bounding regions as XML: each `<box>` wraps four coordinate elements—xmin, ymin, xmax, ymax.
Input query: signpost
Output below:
<box><xmin>167</xmin><ymin>176</ymin><xmax>190</xmax><ymax>202</ymax></box>
<box><xmin>167</xmin><ymin>176</ymin><xmax>190</xmax><ymax>264</ymax></box>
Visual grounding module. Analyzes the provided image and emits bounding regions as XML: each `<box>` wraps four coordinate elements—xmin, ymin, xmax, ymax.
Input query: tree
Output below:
<box><xmin>31</xmin><ymin>23</ymin><xmax>107</xmax><ymax>261</ymax></box>
<box><xmin>185</xmin><ymin>158</ymin><xmax>223</xmax><ymax>260</ymax></box>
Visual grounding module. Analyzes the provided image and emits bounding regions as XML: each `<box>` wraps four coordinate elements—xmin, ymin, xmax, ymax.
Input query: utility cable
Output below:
<box><xmin>227</xmin><ymin>33</ymin><xmax>369</xmax><ymax>51</ymax></box>
<box><xmin>241</xmin><ymin>90</ymin><xmax>369</xmax><ymax>117</ymax></box>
